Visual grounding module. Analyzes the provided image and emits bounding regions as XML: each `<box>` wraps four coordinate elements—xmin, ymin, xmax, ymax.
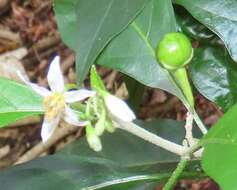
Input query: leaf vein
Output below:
<box><xmin>83</xmin><ymin>0</ymin><xmax>115</xmax><ymax>64</ymax></box>
<box><xmin>131</xmin><ymin>22</ymin><xmax>155</xmax><ymax>57</ymax></box>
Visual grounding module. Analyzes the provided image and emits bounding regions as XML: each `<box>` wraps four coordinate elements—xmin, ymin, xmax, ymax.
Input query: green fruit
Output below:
<box><xmin>156</xmin><ymin>32</ymin><xmax>193</xmax><ymax>70</ymax></box>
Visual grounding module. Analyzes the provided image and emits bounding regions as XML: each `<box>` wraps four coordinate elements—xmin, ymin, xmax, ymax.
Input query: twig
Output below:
<box><xmin>15</xmin><ymin>123</ymin><xmax>80</xmax><ymax>164</ymax></box>
<box><xmin>115</xmin><ymin>82</ymin><xmax>128</xmax><ymax>99</ymax></box>
<box><xmin>0</xmin><ymin>145</ymin><xmax>10</xmax><ymax>159</ymax></box>
<box><xmin>8</xmin><ymin>116</ymin><xmax>41</xmax><ymax>127</ymax></box>
<box><xmin>184</xmin><ymin>112</ymin><xmax>196</xmax><ymax>146</ymax></box>
<box><xmin>0</xmin><ymin>47</ymin><xmax>27</xmax><ymax>60</ymax></box>
<box><xmin>114</xmin><ymin>119</ymin><xmax>187</xmax><ymax>156</ymax></box>
<box><xmin>23</xmin><ymin>35</ymin><xmax>61</xmax><ymax>66</ymax></box>
<box><xmin>34</xmin><ymin>0</ymin><xmax>52</xmax><ymax>16</ymax></box>
<box><xmin>0</xmin><ymin>29</ymin><xmax>21</xmax><ymax>43</ymax></box>
<box><xmin>61</xmin><ymin>53</ymin><xmax>75</xmax><ymax>73</ymax></box>
<box><xmin>183</xmin><ymin>112</ymin><xmax>204</xmax><ymax>158</ymax></box>
<box><xmin>181</xmin><ymin>139</ymin><xmax>203</xmax><ymax>159</ymax></box>
<box><xmin>106</xmin><ymin>70</ymin><xmax>118</xmax><ymax>89</ymax></box>
<box><xmin>24</xmin><ymin>46</ymin><xmax>59</xmax><ymax>66</ymax></box>
<box><xmin>0</xmin><ymin>134</ymin><xmax>26</xmax><ymax>168</ymax></box>
<box><xmin>28</xmin><ymin>35</ymin><xmax>60</xmax><ymax>55</ymax></box>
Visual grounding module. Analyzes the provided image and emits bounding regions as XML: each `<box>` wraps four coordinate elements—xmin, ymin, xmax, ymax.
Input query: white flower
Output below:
<box><xmin>104</xmin><ymin>94</ymin><xmax>136</xmax><ymax>122</ymax></box>
<box><xmin>18</xmin><ymin>56</ymin><xmax>96</xmax><ymax>142</ymax></box>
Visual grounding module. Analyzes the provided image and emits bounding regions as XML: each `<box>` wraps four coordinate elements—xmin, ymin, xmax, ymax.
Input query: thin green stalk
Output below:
<box><xmin>167</xmin><ymin>69</ymin><xmax>208</xmax><ymax>134</ymax></box>
<box><xmin>192</xmin><ymin>109</ymin><xmax>207</xmax><ymax>134</ymax></box>
<box><xmin>163</xmin><ymin>158</ymin><xmax>188</xmax><ymax>190</ymax></box>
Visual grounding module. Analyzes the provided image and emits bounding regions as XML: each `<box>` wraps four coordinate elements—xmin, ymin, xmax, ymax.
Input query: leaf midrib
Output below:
<box><xmin>82</xmin><ymin>0</ymin><xmax>115</xmax><ymax>63</ymax></box>
<box><xmin>0</xmin><ymin>90</ymin><xmax>43</xmax><ymax>113</ymax></box>
<box><xmin>131</xmin><ymin>22</ymin><xmax>156</xmax><ymax>57</ymax></box>
<box><xmin>83</xmin><ymin>174</ymin><xmax>169</xmax><ymax>190</ymax></box>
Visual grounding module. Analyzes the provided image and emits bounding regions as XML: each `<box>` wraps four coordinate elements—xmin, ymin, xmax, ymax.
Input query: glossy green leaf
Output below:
<box><xmin>201</xmin><ymin>103</ymin><xmax>237</xmax><ymax>190</ymax></box>
<box><xmin>175</xmin><ymin>6</ymin><xmax>221</xmax><ymax>46</ymax></box>
<box><xmin>0</xmin><ymin>78</ymin><xmax>43</xmax><ymax>127</ymax></box>
<box><xmin>0</xmin><ymin>119</ymin><xmax>204</xmax><ymax>189</ymax></box>
<box><xmin>189</xmin><ymin>46</ymin><xmax>237</xmax><ymax>111</ymax></box>
<box><xmin>175</xmin><ymin>0</ymin><xmax>237</xmax><ymax>62</ymax></box>
<box><xmin>97</xmin><ymin>0</ymin><xmax>185</xmax><ymax>100</ymax></box>
<box><xmin>54</xmin><ymin>0</ymin><xmax>149</xmax><ymax>82</ymax></box>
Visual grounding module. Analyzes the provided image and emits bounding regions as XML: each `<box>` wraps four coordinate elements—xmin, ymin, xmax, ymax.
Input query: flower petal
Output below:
<box><xmin>47</xmin><ymin>56</ymin><xmax>65</xmax><ymax>92</ymax></box>
<box><xmin>64</xmin><ymin>106</ymin><xmax>88</xmax><ymax>126</ymax></box>
<box><xmin>41</xmin><ymin>116</ymin><xmax>60</xmax><ymax>143</ymax></box>
<box><xmin>65</xmin><ymin>89</ymin><xmax>96</xmax><ymax>103</ymax></box>
<box><xmin>105</xmin><ymin>95</ymin><xmax>136</xmax><ymax>122</ymax></box>
<box><xmin>17</xmin><ymin>70</ymin><xmax>50</xmax><ymax>97</ymax></box>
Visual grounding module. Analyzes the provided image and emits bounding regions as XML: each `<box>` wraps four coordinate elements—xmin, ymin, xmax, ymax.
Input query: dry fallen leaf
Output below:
<box><xmin>0</xmin><ymin>47</ymin><xmax>28</xmax><ymax>81</ymax></box>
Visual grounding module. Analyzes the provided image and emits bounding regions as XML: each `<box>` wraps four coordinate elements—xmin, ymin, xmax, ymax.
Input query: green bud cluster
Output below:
<box><xmin>85</xmin><ymin>95</ymin><xmax>115</xmax><ymax>152</ymax></box>
<box><xmin>83</xmin><ymin>66</ymin><xmax>119</xmax><ymax>152</ymax></box>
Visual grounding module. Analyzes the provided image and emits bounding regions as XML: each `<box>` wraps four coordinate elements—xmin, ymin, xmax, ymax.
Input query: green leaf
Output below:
<box><xmin>97</xmin><ymin>0</ymin><xmax>186</xmax><ymax>102</ymax></box>
<box><xmin>175</xmin><ymin>0</ymin><xmax>237</xmax><ymax>62</ymax></box>
<box><xmin>90</xmin><ymin>66</ymin><xmax>106</xmax><ymax>92</ymax></box>
<box><xmin>54</xmin><ymin>0</ymin><xmax>149</xmax><ymax>82</ymax></box>
<box><xmin>175</xmin><ymin>6</ymin><xmax>221</xmax><ymax>46</ymax></box>
<box><xmin>189</xmin><ymin>46</ymin><xmax>237</xmax><ymax>111</ymax></box>
<box><xmin>201</xmin><ymin>103</ymin><xmax>237</xmax><ymax>190</ymax></box>
<box><xmin>0</xmin><ymin>78</ymin><xmax>43</xmax><ymax>127</ymax></box>
<box><xmin>0</xmin><ymin>119</ymin><xmax>204</xmax><ymax>189</ymax></box>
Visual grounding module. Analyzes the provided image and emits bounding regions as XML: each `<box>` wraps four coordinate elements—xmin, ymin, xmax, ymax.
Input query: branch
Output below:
<box><xmin>113</xmin><ymin>119</ymin><xmax>187</xmax><ymax>156</ymax></box>
<box><xmin>184</xmin><ymin>112</ymin><xmax>195</xmax><ymax>146</ymax></box>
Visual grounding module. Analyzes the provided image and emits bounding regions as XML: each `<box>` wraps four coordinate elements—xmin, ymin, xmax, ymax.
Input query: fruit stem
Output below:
<box><xmin>172</xmin><ymin>68</ymin><xmax>194</xmax><ymax>108</ymax></box>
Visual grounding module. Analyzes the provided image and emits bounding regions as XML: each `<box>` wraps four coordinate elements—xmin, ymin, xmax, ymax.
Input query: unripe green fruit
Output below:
<box><xmin>156</xmin><ymin>32</ymin><xmax>193</xmax><ymax>70</ymax></box>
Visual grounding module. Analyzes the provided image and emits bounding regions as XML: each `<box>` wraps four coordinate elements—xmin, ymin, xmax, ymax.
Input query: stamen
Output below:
<box><xmin>43</xmin><ymin>92</ymin><xmax>65</xmax><ymax>121</ymax></box>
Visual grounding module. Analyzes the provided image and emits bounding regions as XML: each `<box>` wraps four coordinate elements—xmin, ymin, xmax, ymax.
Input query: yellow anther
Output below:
<box><xmin>43</xmin><ymin>93</ymin><xmax>65</xmax><ymax>121</ymax></box>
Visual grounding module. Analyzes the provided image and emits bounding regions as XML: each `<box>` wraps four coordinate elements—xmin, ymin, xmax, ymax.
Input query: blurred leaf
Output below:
<box><xmin>201</xmin><ymin>103</ymin><xmax>237</xmax><ymax>190</ymax></box>
<box><xmin>175</xmin><ymin>6</ymin><xmax>221</xmax><ymax>46</ymax></box>
<box><xmin>0</xmin><ymin>119</ymin><xmax>204</xmax><ymax>189</ymax></box>
<box><xmin>175</xmin><ymin>0</ymin><xmax>237</xmax><ymax>62</ymax></box>
<box><xmin>0</xmin><ymin>78</ymin><xmax>43</xmax><ymax>127</ymax></box>
<box><xmin>189</xmin><ymin>46</ymin><xmax>237</xmax><ymax>111</ymax></box>
<box><xmin>97</xmin><ymin>0</ymin><xmax>186</xmax><ymax>102</ymax></box>
<box><xmin>54</xmin><ymin>0</ymin><xmax>149</xmax><ymax>82</ymax></box>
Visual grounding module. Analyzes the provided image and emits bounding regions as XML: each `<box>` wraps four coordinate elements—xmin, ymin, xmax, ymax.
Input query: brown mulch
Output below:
<box><xmin>0</xmin><ymin>0</ymin><xmax>222</xmax><ymax>189</ymax></box>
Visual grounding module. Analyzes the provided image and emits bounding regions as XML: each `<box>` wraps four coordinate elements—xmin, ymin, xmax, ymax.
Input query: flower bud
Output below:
<box><xmin>104</xmin><ymin>93</ymin><xmax>135</xmax><ymax>122</ymax></box>
<box><xmin>105</xmin><ymin>119</ymin><xmax>115</xmax><ymax>133</ymax></box>
<box><xmin>94</xmin><ymin>109</ymin><xmax>106</xmax><ymax>136</ymax></box>
<box><xmin>86</xmin><ymin>124</ymin><xmax>102</xmax><ymax>152</ymax></box>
